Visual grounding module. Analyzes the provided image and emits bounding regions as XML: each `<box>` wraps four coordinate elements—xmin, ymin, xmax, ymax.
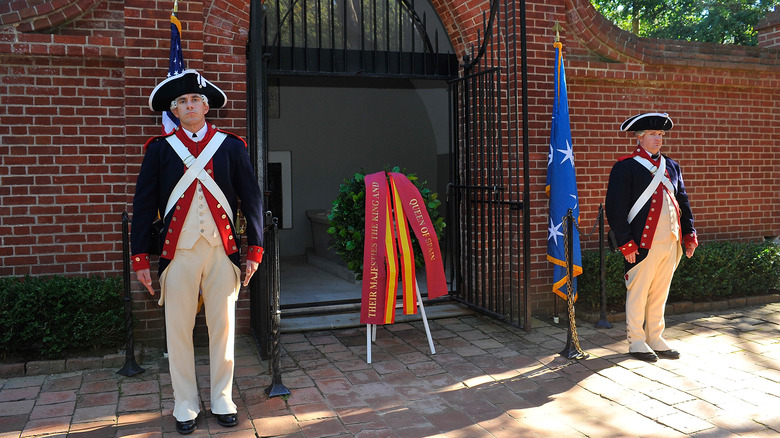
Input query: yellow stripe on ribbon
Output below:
<box><xmin>390</xmin><ymin>177</ymin><xmax>416</xmax><ymax>315</ymax></box>
<box><xmin>383</xmin><ymin>192</ymin><xmax>398</xmax><ymax>324</ymax></box>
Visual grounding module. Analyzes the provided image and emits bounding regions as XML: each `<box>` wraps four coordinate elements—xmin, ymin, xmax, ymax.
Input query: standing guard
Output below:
<box><xmin>130</xmin><ymin>69</ymin><xmax>265</xmax><ymax>434</ymax></box>
<box><xmin>605</xmin><ymin>112</ymin><xmax>698</xmax><ymax>363</ymax></box>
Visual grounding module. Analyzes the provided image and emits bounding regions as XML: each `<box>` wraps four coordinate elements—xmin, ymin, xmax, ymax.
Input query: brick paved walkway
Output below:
<box><xmin>2</xmin><ymin>302</ymin><xmax>780</xmax><ymax>437</ymax></box>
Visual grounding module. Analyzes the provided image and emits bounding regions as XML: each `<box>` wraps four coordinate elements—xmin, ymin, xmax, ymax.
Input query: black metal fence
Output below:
<box><xmin>250</xmin><ymin>212</ymin><xmax>277</xmax><ymax>360</ymax></box>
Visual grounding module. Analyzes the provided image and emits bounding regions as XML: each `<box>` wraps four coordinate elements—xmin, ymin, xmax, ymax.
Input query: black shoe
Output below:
<box><xmin>655</xmin><ymin>349</ymin><xmax>680</xmax><ymax>359</ymax></box>
<box><xmin>629</xmin><ymin>351</ymin><xmax>659</xmax><ymax>362</ymax></box>
<box><xmin>216</xmin><ymin>413</ymin><xmax>238</xmax><ymax>428</ymax></box>
<box><xmin>176</xmin><ymin>419</ymin><xmax>197</xmax><ymax>435</ymax></box>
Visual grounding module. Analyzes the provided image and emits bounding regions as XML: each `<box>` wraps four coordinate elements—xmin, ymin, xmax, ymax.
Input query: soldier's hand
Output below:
<box><xmin>685</xmin><ymin>243</ymin><xmax>697</xmax><ymax>258</ymax></box>
<box><xmin>137</xmin><ymin>268</ymin><xmax>155</xmax><ymax>296</ymax></box>
<box><xmin>624</xmin><ymin>249</ymin><xmax>638</xmax><ymax>264</ymax></box>
<box><xmin>243</xmin><ymin>260</ymin><xmax>259</xmax><ymax>287</ymax></box>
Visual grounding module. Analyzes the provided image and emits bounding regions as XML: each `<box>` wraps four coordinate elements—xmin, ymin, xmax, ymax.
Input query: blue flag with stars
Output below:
<box><xmin>162</xmin><ymin>7</ymin><xmax>186</xmax><ymax>134</ymax></box>
<box><xmin>546</xmin><ymin>41</ymin><xmax>582</xmax><ymax>301</ymax></box>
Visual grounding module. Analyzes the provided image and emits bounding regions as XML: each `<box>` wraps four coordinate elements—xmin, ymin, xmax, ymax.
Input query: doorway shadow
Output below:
<box><xmin>279</xmin><ymin>255</ymin><xmax>362</xmax><ymax>307</ymax></box>
<box><xmin>279</xmin><ymin>255</ymin><xmax>435</xmax><ymax>308</ymax></box>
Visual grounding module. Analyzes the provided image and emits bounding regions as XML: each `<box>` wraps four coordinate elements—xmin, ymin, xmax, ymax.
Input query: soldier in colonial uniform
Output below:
<box><xmin>605</xmin><ymin>113</ymin><xmax>698</xmax><ymax>363</ymax></box>
<box><xmin>131</xmin><ymin>69</ymin><xmax>264</xmax><ymax>434</ymax></box>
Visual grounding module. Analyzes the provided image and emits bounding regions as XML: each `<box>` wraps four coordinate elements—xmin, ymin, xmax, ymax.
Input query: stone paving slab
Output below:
<box><xmin>1</xmin><ymin>303</ymin><xmax>780</xmax><ymax>437</ymax></box>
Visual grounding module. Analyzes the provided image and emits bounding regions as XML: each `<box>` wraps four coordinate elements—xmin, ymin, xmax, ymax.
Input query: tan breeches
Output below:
<box><xmin>159</xmin><ymin>237</ymin><xmax>241</xmax><ymax>421</ymax></box>
<box><xmin>624</xmin><ymin>238</ymin><xmax>683</xmax><ymax>353</ymax></box>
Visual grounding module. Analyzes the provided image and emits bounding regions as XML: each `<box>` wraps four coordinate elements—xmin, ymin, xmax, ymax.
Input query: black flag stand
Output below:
<box><xmin>264</xmin><ymin>216</ymin><xmax>291</xmax><ymax>398</ymax></box>
<box><xmin>559</xmin><ymin>209</ymin><xmax>589</xmax><ymax>360</ymax></box>
<box><xmin>594</xmin><ymin>204</ymin><xmax>613</xmax><ymax>329</ymax></box>
<box><xmin>117</xmin><ymin>212</ymin><xmax>146</xmax><ymax>377</ymax></box>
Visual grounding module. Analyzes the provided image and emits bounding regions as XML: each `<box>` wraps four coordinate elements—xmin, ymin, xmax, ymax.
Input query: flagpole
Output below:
<box><xmin>552</xmin><ymin>22</ymin><xmax>562</xmax><ymax>43</ymax></box>
<box><xmin>162</xmin><ymin>0</ymin><xmax>185</xmax><ymax>133</ymax></box>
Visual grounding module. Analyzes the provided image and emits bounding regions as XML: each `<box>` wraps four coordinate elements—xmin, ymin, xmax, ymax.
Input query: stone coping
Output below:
<box><xmin>0</xmin><ymin>347</ymin><xmax>159</xmax><ymax>379</ymax></box>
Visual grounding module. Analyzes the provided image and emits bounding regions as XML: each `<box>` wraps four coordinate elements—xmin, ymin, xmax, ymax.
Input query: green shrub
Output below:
<box><xmin>578</xmin><ymin>249</ymin><xmax>627</xmax><ymax>311</ymax></box>
<box><xmin>578</xmin><ymin>241</ymin><xmax>780</xmax><ymax>311</ymax></box>
<box><xmin>327</xmin><ymin>167</ymin><xmax>445</xmax><ymax>279</ymax></box>
<box><xmin>0</xmin><ymin>275</ymin><xmax>125</xmax><ymax>360</ymax></box>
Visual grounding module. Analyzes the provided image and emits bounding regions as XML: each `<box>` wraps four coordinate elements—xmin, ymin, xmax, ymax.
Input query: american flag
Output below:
<box><xmin>162</xmin><ymin>4</ymin><xmax>185</xmax><ymax>134</ymax></box>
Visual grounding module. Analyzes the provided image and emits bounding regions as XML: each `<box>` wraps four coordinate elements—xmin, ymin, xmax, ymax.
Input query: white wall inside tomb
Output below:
<box><xmin>267</xmin><ymin>77</ymin><xmax>449</xmax><ymax>258</ymax></box>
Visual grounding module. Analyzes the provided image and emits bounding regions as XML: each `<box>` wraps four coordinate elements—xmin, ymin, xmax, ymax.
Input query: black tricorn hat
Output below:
<box><xmin>148</xmin><ymin>69</ymin><xmax>227</xmax><ymax>112</ymax></box>
<box><xmin>620</xmin><ymin>112</ymin><xmax>674</xmax><ymax>132</ymax></box>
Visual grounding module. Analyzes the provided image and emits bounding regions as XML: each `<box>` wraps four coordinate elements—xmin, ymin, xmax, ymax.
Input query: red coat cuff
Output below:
<box><xmin>683</xmin><ymin>233</ymin><xmax>698</xmax><ymax>248</ymax></box>
<box><xmin>247</xmin><ymin>246</ymin><xmax>264</xmax><ymax>264</ymax></box>
<box><xmin>131</xmin><ymin>253</ymin><xmax>151</xmax><ymax>271</ymax></box>
<box><xmin>619</xmin><ymin>241</ymin><xmax>638</xmax><ymax>257</ymax></box>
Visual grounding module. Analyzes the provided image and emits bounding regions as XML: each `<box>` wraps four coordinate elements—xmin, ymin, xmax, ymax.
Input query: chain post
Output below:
<box><xmin>559</xmin><ymin>209</ymin><xmax>588</xmax><ymax>360</ymax></box>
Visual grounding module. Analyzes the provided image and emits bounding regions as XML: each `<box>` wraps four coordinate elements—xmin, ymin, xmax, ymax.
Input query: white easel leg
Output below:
<box><xmin>366</xmin><ymin>324</ymin><xmax>373</xmax><ymax>364</ymax></box>
<box><xmin>415</xmin><ymin>279</ymin><xmax>436</xmax><ymax>355</ymax></box>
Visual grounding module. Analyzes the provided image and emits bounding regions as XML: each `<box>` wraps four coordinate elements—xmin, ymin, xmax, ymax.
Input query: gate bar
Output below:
<box><xmin>519</xmin><ymin>0</ymin><xmax>531</xmax><ymax>331</ymax></box>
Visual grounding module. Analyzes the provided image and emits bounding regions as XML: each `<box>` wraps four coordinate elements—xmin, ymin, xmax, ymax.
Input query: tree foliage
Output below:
<box><xmin>591</xmin><ymin>0</ymin><xmax>780</xmax><ymax>45</ymax></box>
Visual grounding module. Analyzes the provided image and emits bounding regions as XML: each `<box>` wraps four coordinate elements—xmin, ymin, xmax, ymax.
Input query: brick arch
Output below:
<box><xmin>202</xmin><ymin>0</ymin><xmax>251</xmax><ymax>49</ymax></box>
<box><xmin>565</xmin><ymin>0</ymin><xmax>780</xmax><ymax>71</ymax></box>
<box><xmin>428</xmin><ymin>0</ymin><xmax>473</xmax><ymax>58</ymax></box>
<box><xmin>0</xmin><ymin>0</ymin><xmax>100</xmax><ymax>33</ymax></box>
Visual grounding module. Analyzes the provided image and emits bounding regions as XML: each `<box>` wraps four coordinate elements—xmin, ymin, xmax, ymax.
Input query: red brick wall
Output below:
<box><xmin>1</xmin><ymin>0</ymin><xmax>778</xmax><ymax>341</ymax></box>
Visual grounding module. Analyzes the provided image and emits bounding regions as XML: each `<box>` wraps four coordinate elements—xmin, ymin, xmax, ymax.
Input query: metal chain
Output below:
<box><xmin>573</xmin><ymin>208</ymin><xmax>601</xmax><ymax>238</ymax></box>
<box><xmin>563</xmin><ymin>214</ymin><xmax>584</xmax><ymax>354</ymax></box>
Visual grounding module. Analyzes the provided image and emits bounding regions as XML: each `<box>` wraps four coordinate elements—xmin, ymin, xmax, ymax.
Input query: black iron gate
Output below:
<box><xmin>247</xmin><ymin>0</ymin><xmax>462</xmax><ymax>357</ymax></box>
<box><xmin>447</xmin><ymin>0</ymin><xmax>530</xmax><ymax>328</ymax></box>
<box><xmin>260</xmin><ymin>0</ymin><xmax>457</xmax><ymax>78</ymax></box>
<box><xmin>248</xmin><ymin>0</ymin><xmax>532</xmax><ymax>355</ymax></box>
<box><xmin>248</xmin><ymin>0</ymin><xmax>272</xmax><ymax>359</ymax></box>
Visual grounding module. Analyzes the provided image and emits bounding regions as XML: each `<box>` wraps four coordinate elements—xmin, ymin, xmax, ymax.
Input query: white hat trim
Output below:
<box><xmin>147</xmin><ymin>69</ymin><xmax>227</xmax><ymax>111</ymax></box>
<box><xmin>621</xmin><ymin>112</ymin><xmax>672</xmax><ymax>131</ymax></box>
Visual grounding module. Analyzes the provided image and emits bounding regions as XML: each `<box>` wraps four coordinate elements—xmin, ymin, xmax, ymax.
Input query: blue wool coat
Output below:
<box><xmin>605</xmin><ymin>153</ymin><xmax>695</xmax><ymax>269</ymax></box>
<box><xmin>131</xmin><ymin>126</ymin><xmax>264</xmax><ymax>275</ymax></box>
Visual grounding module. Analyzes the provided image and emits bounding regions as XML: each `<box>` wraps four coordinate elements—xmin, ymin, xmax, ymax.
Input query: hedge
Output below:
<box><xmin>578</xmin><ymin>241</ymin><xmax>780</xmax><ymax>312</ymax></box>
<box><xmin>0</xmin><ymin>275</ymin><xmax>125</xmax><ymax>360</ymax></box>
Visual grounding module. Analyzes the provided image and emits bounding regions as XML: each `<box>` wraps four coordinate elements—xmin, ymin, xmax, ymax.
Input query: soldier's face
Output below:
<box><xmin>172</xmin><ymin>93</ymin><xmax>209</xmax><ymax>131</ymax></box>
<box><xmin>637</xmin><ymin>130</ymin><xmax>664</xmax><ymax>155</ymax></box>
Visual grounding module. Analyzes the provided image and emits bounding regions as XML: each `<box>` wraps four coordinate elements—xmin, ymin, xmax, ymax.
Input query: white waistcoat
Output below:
<box><xmin>177</xmin><ymin>182</ymin><xmax>221</xmax><ymax>249</ymax></box>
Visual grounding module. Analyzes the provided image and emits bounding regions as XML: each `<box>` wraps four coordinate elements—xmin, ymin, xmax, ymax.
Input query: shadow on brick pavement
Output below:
<box><xmin>1</xmin><ymin>303</ymin><xmax>780</xmax><ymax>437</ymax></box>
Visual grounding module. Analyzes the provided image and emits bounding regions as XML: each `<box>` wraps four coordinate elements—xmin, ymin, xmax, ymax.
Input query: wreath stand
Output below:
<box><xmin>366</xmin><ymin>278</ymin><xmax>436</xmax><ymax>363</ymax></box>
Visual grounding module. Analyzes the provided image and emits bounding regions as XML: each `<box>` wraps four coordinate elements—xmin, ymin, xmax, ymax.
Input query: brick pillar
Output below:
<box><xmin>756</xmin><ymin>10</ymin><xmax>780</xmax><ymax>49</ymax></box>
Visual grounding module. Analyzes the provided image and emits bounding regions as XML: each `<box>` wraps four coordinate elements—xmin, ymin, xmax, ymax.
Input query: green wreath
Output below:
<box><xmin>327</xmin><ymin>167</ymin><xmax>446</xmax><ymax>280</ymax></box>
